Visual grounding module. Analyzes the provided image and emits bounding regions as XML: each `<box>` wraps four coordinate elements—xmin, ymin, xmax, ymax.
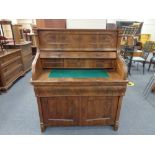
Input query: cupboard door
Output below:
<box><xmin>41</xmin><ymin>97</ymin><xmax>80</xmax><ymax>126</ymax></box>
<box><xmin>80</xmin><ymin>96</ymin><xmax>118</xmax><ymax>125</ymax></box>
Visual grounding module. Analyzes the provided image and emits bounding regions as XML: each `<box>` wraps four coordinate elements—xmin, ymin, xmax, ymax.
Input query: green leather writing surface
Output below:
<box><xmin>49</xmin><ymin>69</ymin><xmax>109</xmax><ymax>78</ymax></box>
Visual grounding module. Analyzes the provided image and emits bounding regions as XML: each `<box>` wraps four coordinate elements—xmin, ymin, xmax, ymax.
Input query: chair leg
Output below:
<box><xmin>145</xmin><ymin>78</ymin><xmax>155</xmax><ymax>98</ymax></box>
<box><xmin>143</xmin><ymin>62</ymin><xmax>145</xmax><ymax>74</ymax></box>
<box><xmin>143</xmin><ymin>75</ymin><xmax>154</xmax><ymax>95</ymax></box>
<box><xmin>148</xmin><ymin>61</ymin><xmax>152</xmax><ymax>71</ymax></box>
<box><xmin>137</xmin><ymin>62</ymin><xmax>139</xmax><ymax>70</ymax></box>
<box><xmin>128</xmin><ymin>58</ymin><xmax>133</xmax><ymax>75</ymax></box>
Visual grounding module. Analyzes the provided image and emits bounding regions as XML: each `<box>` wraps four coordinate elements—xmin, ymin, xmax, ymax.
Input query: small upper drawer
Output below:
<box><xmin>5</xmin><ymin>65</ymin><xmax>23</xmax><ymax>85</ymax></box>
<box><xmin>1</xmin><ymin>59</ymin><xmax>22</xmax><ymax>73</ymax></box>
<box><xmin>41</xmin><ymin>58</ymin><xmax>64</xmax><ymax>68</ymax></box>
<box><xmin>35</xmin><ymin>85</ymin><xmax>126</xmax><ymax>97</ymax></box>
<box><xmin>1</xmin><ymin>51</ymin><xmax>21</xmax><ymax>65</ymax></box>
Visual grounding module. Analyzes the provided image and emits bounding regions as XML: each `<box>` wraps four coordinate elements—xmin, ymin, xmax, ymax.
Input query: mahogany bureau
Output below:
<box><xmin>31</xmin><ymin>29</ymin><xmax>128</xmax><ymax>132</ymax></box>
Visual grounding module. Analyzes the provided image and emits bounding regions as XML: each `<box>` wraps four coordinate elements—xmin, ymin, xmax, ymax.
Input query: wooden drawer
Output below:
<box><xmin>1</xmin><ymin>58</ymin><xmax>22</xmax><ymax>73</ymax></box>
<box><xmin>3</xmin><ymin>64</ymin><xmax>23</xmax><ymax>79</ymax></box>
<box><xmin>35</xmin><ymin>86</ymin><xmax>126</xmax><ymax>97</ymax></box>
<box><xmin>1</xmin><ymin>56</ymin><xmax>21</xmax><ymax>68</ymax></box>
<box><xmin>96</xmin><ymin>59</ymin><xmax>116</xmax><ymax>68</ymax></box>
<box><xmin>5</xmin><ymin>65</ymin><xmax>23</xmax><ymax>84</ymax></box>
<box><xmin>41</xmin><ymin>58</ymin><xmax>64</xmax><ymax>68</ymax></box>
<box><xmin>1</xmin><ymin>52</ymin><xmax>20</xmax><ymax>64</ymax></box>
<box><xmin>64</xmin><ymin>59</ymin><xmax>89</xmax><ymax>68</ymax></box>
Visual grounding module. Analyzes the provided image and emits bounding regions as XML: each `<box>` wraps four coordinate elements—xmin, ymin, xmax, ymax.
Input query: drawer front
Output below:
<box><xmin>5</xmin><ymin>65</ymin><xmax>23</xmax><ymax>84</ymax></box>
<box><xmin>64</xmin><ymin>59</ymin><xmax>95</xmax><ymax>68</ymax></box>
<box><xmin>1</xmin><ymin>58</ymin><xmax>22</xmax><ymax>73</ymax></box>
<box><xmin>96</xmin><ymin>59</ymin><xmax>116</xmax><ymax>68</ymax></box>
<box><xmin>3</xmin><ymin>64</ymin><xmax>22</xmax><ymax>79</ymax></box>
<box><xmin>41</xmin><ymin>58</ymin><xmax>64</xmax><ymax>68</ymax></box>
<box><xmin>5</xmin><ymin>66</ymin><xmax>23</xmax><ymax>84</ymax></box>
<box><xmin>1</xmin><ymin>52</ymin><xmax>20</xmax><ymax>64</ymax></box>
<box><xmin>35</xmin><ymin>86</ymin><xmax>126</xmax><ymax>97</ymax></box>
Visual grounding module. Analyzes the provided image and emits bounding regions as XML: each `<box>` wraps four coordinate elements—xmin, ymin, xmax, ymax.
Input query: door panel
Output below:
<box><xmin>80</xmin><ymin>96</ymin><xmax>118</xmax><ymax>125</ymax></box>
<box><xmin>41</xmin><ymin>97</ymin><xmax>79</xmax><ymax>126</ymax></box>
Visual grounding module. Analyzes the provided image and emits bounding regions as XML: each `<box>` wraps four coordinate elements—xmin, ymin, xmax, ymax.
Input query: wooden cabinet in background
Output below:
<box><xmin>5</xmin><ymin>41</ymin><xmax>33</xmax><ymax>73</ymax></box>
<box><xmin>36</xmin><ymin>19</ymin><xmax>66</xmax><ymax>28</ymax></box>
<box><xmin>0</xmin><ymin>49</ymin><xmax>24</xmax><ymax>91</ymax></box>
<box><xmin>152</xmin><ymin>84</ymin><xmax>155</xmax><ymax>93</ymax></box>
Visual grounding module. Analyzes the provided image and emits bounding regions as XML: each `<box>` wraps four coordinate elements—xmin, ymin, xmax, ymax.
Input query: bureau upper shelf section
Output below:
<box><xmin>40</xmin><ymin>51</ymin><xmax>117</xmax><ymax>59</ymax></box>
<box><xmin>37</xmin><ymin>29</ymin><xmax>119</xmax><ymax>49</ymax></box>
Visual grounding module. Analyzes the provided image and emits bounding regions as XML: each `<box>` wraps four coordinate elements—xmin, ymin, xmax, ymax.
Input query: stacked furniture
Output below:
<box><xmin>0</xmin><ymin>49</ymin><xmax>24</xmax><ymax>91</ymax></box>
<box><xmin>116</xmin><ymin>21</ymin><xmax>143</xmax><ymax>35</ymax></box>
<box><xmin>31</xmin><ymin>29</ymin><xmax>128</xmax><ymax>132</ymax></box>
<box><xmin>0</xmin><ymin>20</ymin><xmax>33</xmax><ymax>74</ymax></box>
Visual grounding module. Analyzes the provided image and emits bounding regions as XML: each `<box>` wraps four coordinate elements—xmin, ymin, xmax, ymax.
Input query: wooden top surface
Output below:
<box><xmin>32</xmin><ymin>69</ymin><xmax>127</xmax><ymax>85</ymax></box>
<box><xmin>6</xmin><ymin>41</ymin><xmax>31</xmax><ymax>46</ymax></box>
<box><xmin>0</xmin><ymin>49</ymin><xmax>21</xmax><ymax>57</ymax></box>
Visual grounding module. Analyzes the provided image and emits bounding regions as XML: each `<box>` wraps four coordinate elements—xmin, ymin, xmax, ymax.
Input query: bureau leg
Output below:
<box><xmin>40</xmin><ymin>124</ymin><xmax>46</xmax><ymax>132</ymax></box>
<box><xmin>113</xmin><ymin>124</ymin><xmax>119</xmax><ymax>131</ymax></box>
<box><xmin>113</xmin><ymin>96</ymin><xmax>123</xmax><ymax>131</ymax></box>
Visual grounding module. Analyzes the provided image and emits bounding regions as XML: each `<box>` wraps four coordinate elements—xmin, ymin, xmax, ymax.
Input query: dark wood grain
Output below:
<box><xmin>31</xmin><ymin>29</ymin><xmax>127</xmax><ymax>131</ymax></box>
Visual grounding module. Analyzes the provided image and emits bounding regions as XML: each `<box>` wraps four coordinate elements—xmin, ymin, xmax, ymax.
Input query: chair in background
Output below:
<box><xmin>130</xmin><ymin>41</ymin><xmax>155</xmax><ymax>74</ymax></box>
<box><xmin>106</xmin><ymin>23</ymin><xmax>117</xmax><ymax>30</ymax></box>
<box><xmin>148</xmin><ymin>53</ymin><xmax>155</xmax><ymax>71</ymax></box>
<box><xmin>120</xmin><ymin>26</ymin><xmax>139</xmax><ymax>60</ymax></box>
<box><xmin>143</xmin><ymin>73</ymin><xmax>155</xmax><ymax>98</ymax></box>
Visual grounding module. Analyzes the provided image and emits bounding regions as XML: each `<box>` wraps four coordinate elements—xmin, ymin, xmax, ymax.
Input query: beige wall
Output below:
<box><xmin>17</xmin><ymin>19</ymin><xmax>35</xmax><ymax>30</ymax></box>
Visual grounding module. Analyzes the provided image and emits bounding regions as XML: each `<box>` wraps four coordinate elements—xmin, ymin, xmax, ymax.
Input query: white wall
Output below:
<box><xmin>141</xmin><ymin>19</ymin><xmax>155</xmax><ymax>40</ymax></box>
<box><xmin>17</xmin><ymin>19</ymin><xmax>35</xmax><ymax>30</ymax></box>
<box><xmin>66</xmin><ymin>19</ymin><xmax>107</xmax><ymax>29</ymax></box>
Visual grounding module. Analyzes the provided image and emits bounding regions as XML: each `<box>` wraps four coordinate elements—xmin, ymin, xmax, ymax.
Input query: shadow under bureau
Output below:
<box><xmin>31</xmin><ymin>29</ymin><xmax>128</xmax><ymax>132</ymax></box>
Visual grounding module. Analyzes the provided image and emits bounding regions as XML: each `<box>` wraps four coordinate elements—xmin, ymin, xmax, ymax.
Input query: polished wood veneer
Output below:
<box><xmin>31</xmin><ymin>29</ymin><xmax>128</xmax><ymax>132</ymax></box>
